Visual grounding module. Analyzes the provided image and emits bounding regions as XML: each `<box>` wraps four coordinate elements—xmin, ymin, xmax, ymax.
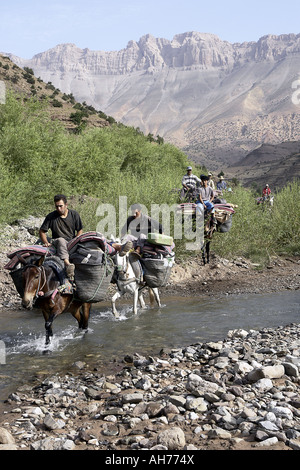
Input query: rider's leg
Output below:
<box><xmin>52</xmin><ymin>238</ymin><xmax>75</xmax><ymax>279</ymax></box>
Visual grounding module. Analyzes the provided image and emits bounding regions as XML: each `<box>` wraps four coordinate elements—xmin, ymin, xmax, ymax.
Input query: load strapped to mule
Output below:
<box><xmin>68</xmin><ymin>232</ymin><xmax>114</xmax><ymax>303</ymax></box>
<box><xmin>138</xmin><ymin>233</ymin><xmax>175</xmax><ymax>288</ymax></box>
<box><xmin>176</xmin><ymin>201</ymin><xmax>236</xmax><ymax>233</ymax></box>
<box><xmin>5</xmin><ymin>232</ymin><xmax>114</xmax><ymax>304</ymax></box>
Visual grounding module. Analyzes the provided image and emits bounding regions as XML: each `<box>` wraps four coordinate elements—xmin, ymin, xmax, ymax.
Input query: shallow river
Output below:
<box><xmin>0</xmin><ymin>290</ymin><xmax>299</xmax><ymax>404</ymax></box>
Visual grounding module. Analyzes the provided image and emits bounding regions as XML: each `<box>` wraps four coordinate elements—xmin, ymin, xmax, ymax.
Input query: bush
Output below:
<box><xmin>1</xmin><ymin>89</ymin><xmax>299</xmax><ymax>265</ymax></box>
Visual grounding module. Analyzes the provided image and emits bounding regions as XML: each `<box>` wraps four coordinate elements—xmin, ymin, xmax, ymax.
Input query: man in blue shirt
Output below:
<box><xmin>217</xmin><ymin>176</ymin><xmax>227</xmax><ymax>191</ymax></box>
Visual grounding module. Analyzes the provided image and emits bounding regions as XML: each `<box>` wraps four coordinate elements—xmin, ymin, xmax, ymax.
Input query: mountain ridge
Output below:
<box><xmin>3</xmin><ymin>31</ymin><xmax>300</xmax><ymax>170</ymax></box>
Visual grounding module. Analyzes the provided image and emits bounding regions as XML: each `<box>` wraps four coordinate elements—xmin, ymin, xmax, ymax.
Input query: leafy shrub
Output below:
<box><xmin>0</xmin><ymin>89</ymin><xmax>299</xmax><ymax>264</ymax></box>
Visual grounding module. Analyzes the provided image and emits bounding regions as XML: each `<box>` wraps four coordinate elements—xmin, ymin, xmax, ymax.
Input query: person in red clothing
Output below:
<box><xmin>262</xmin><ymin>184</ymin><xmax>271</xmax><ymax>200</ymax></box>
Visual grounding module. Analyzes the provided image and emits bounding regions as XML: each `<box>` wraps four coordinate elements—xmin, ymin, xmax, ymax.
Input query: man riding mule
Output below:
<box><xmin>121</xmin><ymin>203</ymin><xmax>164</xmax><ymax>257</ymax></box>
<box><xmin>39</xmin><ymin>194</ymin><xmax>83</xmax><ymax>280</ymax></box>
<box><xmin>40</xmin><ymin>194</ymin><xmax>133</xmax><ymax>280</ymax></box>
<box><xmin>180</xmin><ymin>166</ymin><xmax>201</xmax><ymax>202</ymax></box>
<box><xmin>196</xmin><ymin>175</ymin><xmax>217</xmax><ymax>226</ymax></box>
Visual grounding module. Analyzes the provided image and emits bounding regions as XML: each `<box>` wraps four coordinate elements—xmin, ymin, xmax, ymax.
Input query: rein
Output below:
<box><xmin>23</xmin><ymin>264</ymin><xmax>48</xmax><ymax>300</ymax></box>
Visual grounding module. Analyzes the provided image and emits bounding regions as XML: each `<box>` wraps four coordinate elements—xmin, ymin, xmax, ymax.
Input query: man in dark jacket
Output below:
<box><xmin>121</xmin><ymin>203</ymin><xmax>163</xmax><ymax>256</ymax></box>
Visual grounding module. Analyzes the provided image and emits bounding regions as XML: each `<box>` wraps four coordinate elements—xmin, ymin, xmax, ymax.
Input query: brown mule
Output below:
<box><xmin>21</xmin><ymin>255</ymin><xmax>91</xmax><ymax>345</ymax></box>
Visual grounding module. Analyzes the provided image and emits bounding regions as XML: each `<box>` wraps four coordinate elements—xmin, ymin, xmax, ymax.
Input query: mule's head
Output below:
<box><xmin>21</xmin><ymin>256</ymin><xmax>45</xmax><ymax>310</ymax></box>
<box><xmin>114</xmin><ymin>251</ymin><xmax>129</xmax><ymax>279</ymax></box>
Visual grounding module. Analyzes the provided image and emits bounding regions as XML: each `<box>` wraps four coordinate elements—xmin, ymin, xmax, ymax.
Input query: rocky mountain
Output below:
<box><xmin>227</xmin><ymin>141</ymin><xmax>300</xmax><ymax>189</ymax></box>
<box><xmin>4</xmin><ymin>32</ymin><xmax>300</xmax><ymax>169</ymax></box>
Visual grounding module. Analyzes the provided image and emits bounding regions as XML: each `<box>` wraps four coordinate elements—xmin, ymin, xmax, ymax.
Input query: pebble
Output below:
<box><xmin>0</xmin><ymin>322</ymin><xmax>299</xmax><ymax>451</ymax></box>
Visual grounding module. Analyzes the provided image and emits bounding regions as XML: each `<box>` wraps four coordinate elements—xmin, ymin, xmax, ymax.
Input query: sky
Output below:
<box><xmin>1</xmin><ymin>0</ymin><xmax>300</xmax><ymax>58</ymax></box>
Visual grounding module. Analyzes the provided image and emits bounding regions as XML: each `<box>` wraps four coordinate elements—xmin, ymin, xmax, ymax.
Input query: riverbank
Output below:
<box><xmin>0</xmin><ymin>221</ymin><xmax>299</xmax><ymax>451</ymax></box>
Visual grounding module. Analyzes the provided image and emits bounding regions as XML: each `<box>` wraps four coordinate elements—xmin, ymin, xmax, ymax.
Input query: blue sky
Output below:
<box><xmin>1</xmin><ymin>0</ymin><xmax>300</xmax><ymax>58</ymax></box>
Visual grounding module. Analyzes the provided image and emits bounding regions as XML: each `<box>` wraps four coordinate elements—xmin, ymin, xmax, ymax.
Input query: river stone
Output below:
<box><xmin>247</xmin><ymin>368</ymin><xmax>265</xmax><ymax>383</ymax></box>
<box><xmin>0</xmin><ymin>444</ymin><xmax>18</xmax><ymax>450</ymax></box>
<box><xmin>157</xmin><ymin>427</ymin><xmax>186</xmax><ymax>449</ymax></box>
<box><xmin>234</xmin><ymin>361</ymin><xmax>254</xmax><ymax>374</ymax></box>
<box><xmin>206</xmin><ymin>341</ymin><xmax>223</xmax><ymax>351</ymax></box>
<box><xmin>283</xmin><ymin>362</ymin><xmax>299</xmax><ymax>377</ymax></box>
<box><xmin>146</xmin><ymin>402</ymin><xmax>165</xmax><ymax>418</ymax></box>
<box><xmin>255</xmin><ymin>437</ymin><xmax>279</xmax><ymax>447</ymax></box>
<box><xmin>44</xmin><ymin>413</ymin><xmax>65</xmax><ymax>430</ymax></box>
<box><xmin>269</xmin><ymin>406</ymin><xmax>293</xmax><ymax>420</ymax></box>
<box><xmin>261</xmin><ymin>365</ymin><xmax>285</xmax><ymax>379</ymax></box>
<box><xmin>259</xmin><ymin>420</ymin><xmax>279</xmax><ymax>432</ymax></box>
<box><xmin>135</xmin><ymin>376</ymin><xmax>152</xmax><ymax>390</ymax></box>
<box><xmin>208</xmin><ymin>427</ymin><xmax>232</xmax><ymax>439</ymax></box>
<box><xmin>169</xmin><ymin>395</ymin><xmax>186</xmax><ymax>408</ymax></box>
<box><xmin>186</xmin><ymin>373</ymin><xmax>219</xmax><ymax>396</ymax></box>
<box><xmin>122</xmin><ymin>392</ymin><xmax>144</xmax><ymax>404</ymax></box>
<box><xmin>186</xmin><ymin>395</ymin><xmax>209</xmax><ymax>411</ymax></box>
<box><xmin>253</xmin><ymin>378</ymin><xmax>273</xmax><ymax>392</ymax></box>
<box><xmin>0</xmin><ymin>427</ymin><xmax>15</xmax><ymax>444</ymax></box>
<box><xmin>31</xmin><ymin>437</ymin><xmax>75</xmax><ymax>451</ymax></box>
<box><xmin>289</xmin><ymin>439</ymin><xmax>300</xmax><ymax>451</ymax></box>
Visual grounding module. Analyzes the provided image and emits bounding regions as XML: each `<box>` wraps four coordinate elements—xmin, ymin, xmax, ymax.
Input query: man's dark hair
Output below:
<box><xmin>131</xmin><ymin>203</ymin><xmax>142</xmax><ymax>212</ymax></box>
<box><xmin>54</xmin><ymin>194</ymin><xmax>67</xmax><ymax>204</ymax></box>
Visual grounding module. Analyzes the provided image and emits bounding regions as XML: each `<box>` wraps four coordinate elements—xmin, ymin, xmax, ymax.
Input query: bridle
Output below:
<box><xmin>114</xmin><ymin>253</ymin><xmax>140</xmax><ymax>286</ymax></box>
<box><xmin>23</xmin><ymin>264</ymin><xmax>47</xmax><ymax>301</ymax></box>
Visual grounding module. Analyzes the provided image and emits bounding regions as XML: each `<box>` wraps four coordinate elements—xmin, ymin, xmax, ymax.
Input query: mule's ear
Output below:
<box><xmin>36</xmin><ymin>255</ymin><xmax>45</xmax><ymax>267</ymax></box>
<box><xmin>17</xmin><ymin>254</ymin><xmax>29</xmax><ymax>265</ymax></box>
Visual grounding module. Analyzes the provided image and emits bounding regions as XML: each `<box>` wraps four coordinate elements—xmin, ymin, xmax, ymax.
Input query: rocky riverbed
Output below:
<box><xmin>0</xmin><ymin>219</ymin><xmax>299</xmax><ymax>451</ymax></box>
<box><xmin>0</xmin><ymin>324</ymin><xmax>299</xmax><ymax>451</ymax></box>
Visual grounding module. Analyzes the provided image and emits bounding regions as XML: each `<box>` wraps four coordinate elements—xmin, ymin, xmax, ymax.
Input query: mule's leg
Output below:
<box><xmin>112</xmin><ymin>292</ymin><xmax>121</xmax><ymax>318</ymax></box>
<box><xmin>43</xmin><ymin>310</ymin><xmax>55</xmax><ymax>345</ymax></box>
<box><xmin>150</xmin><ymin>288</ymin><xmax>161</xmax><ymax>308</ymax></box>
<box><xmin>139</xmin><ymin>292</ymin><xmax>146</xmax><ymax>308</ymax></box>
<box><xmin>201</xmin><ymin>246</ymin><xmax>206</xmax><ymax>265</ymax></box>
<box><xmin>206</xmin><ymin>241</ymin><xmax>210</xmax><ymax>264</ymax></box>
<box><xmin>80</xmin><ymin>303</ymin><xmax>91</xmax><ymax>330</ymax></box>
<box><xmin>133</xmin><ymin>288</ymin><xmax>139</xmax><ymax>314</ymax></box>
<box><xmin>69</xmin><ymin>301</ymin><xmax>90</xmax><ymax>330</ymax></box>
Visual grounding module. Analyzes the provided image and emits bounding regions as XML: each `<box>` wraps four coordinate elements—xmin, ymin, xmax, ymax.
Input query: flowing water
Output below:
<box><xmin>0</xmin><ymin>290</ymin><xmax>299</xmax><ymax>404</ymax></box>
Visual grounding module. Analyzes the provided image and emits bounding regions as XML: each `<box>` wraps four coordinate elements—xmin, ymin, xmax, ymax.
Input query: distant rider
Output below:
<box><xmin>180</xmin><ymin>166</ymin><xmax>201</xmax><ymax>201</ymax></box>
<box><xmin>262</xmin><ymin>183</ymin><xmax>271</xmax><ymax>200</ymax></box>
<box><xmin>196</xmin><ymin>176</ymin><xmax>217</xmax><ymax>225</ymax></box>
<box><xmin>216</xmin><ymin>175</ymin><xmax>227</xmax><ymax>191</ymax></box>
